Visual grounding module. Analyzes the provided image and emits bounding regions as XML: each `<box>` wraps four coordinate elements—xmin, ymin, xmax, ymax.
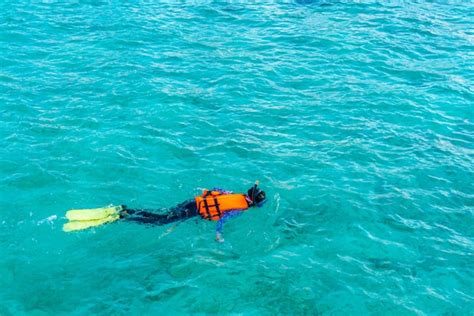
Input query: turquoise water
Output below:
<box><xmin>1</xmin><ymin>1</ymin><xmax>473</xmax><ymax>314</ymax></box>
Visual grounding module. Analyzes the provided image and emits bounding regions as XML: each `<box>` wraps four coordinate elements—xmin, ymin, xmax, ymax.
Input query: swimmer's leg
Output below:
<box><xmin>122</xmin><ymin>200</ymin><xmax>197</xmax><ymax>226</ymax></box>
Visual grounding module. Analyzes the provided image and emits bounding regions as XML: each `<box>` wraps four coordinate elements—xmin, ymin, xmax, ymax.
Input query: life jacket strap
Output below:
<box><xmin>202</xmin><ymin>198</ymin><xmax>213</xmax><ymax>220</ymax></box>
<box><xmin>213</xmin><ymin>197</ymin><xmax>222</xmax><ymax>218</ymax></box>
<box><xmin>202</xmin><ymin>197</ymin><xmax>222</xmax><ymax>220</ymax></box>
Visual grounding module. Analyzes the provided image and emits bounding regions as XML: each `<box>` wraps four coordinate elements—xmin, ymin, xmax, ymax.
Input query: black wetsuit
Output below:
<box><xmin>123</xmin><ymin>200</ymin><xmax>198</xmax><ymax>225</ymax></box>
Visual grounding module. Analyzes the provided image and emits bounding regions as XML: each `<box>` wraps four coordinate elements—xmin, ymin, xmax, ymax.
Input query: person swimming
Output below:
<box><xmin>63</xmin><ymin>181</ymin><xmax>266</xmax><ymax>242</ymax></box>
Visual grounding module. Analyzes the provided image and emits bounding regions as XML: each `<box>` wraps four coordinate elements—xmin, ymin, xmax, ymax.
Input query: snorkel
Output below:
<box><xmin>251</xmin><ymin>180</ymin><xmax>258</xmax><ymax>202</ymax></box>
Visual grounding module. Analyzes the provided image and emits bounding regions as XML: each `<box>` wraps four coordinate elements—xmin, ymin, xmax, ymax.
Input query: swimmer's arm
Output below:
<box><xmin>215</xmin><ymin>210</ymin><xmax>243</xmax><ymax>242</ymax></box>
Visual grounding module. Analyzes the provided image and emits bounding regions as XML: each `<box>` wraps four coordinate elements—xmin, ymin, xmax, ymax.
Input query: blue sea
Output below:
<box><xmin>1</xmin><ymin>1</ymin><xmax>473</xmax><ymax>315</ymax></box>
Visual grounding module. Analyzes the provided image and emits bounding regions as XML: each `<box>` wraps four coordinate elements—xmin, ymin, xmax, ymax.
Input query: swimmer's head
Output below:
<box><xmin>248</xmin><ymin>185</ymin><xmax>266</xmax><ymax>207</ymax></box>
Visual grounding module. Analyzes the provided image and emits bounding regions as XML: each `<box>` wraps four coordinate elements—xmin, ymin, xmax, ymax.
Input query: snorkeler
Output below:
<box><xmin>63</xmin><ymin>181</ymin><xmax>266</xmax><ymax>242</ymax></box>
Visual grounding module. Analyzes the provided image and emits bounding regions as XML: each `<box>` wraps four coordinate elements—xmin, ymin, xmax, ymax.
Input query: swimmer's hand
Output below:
<box><xmin>215</xmin><ymin>232</ymin><xmax>224</xmax><ymax>243</ymax></box>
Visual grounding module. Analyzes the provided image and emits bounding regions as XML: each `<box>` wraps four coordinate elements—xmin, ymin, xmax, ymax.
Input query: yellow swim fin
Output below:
<box><xmin>65</xmin><ymin>205</ymin><xmax>123</xmax><ymax>221</ymax></box>
<box><xmin>63</xmin><ymin>214</ymin><xmax>120</xmax><ymax>232</ymax></box>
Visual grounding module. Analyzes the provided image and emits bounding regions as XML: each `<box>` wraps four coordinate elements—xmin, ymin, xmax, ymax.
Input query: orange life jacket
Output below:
<box><xmin>195</xmin><ymin>190</ymin><xmax>250</xmax><ymax>221</ymax></box>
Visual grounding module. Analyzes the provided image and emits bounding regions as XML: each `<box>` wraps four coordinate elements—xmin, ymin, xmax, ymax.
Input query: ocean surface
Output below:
<box><xmin>1</xmin><ymin>1</ymin><xmax>473</xmax><ymax>315</ymax></box>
